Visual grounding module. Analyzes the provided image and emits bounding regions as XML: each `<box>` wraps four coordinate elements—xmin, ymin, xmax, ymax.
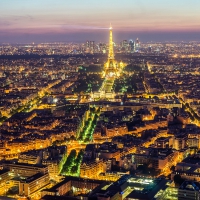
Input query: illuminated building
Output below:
<box><xmin>92</xmin><ymin>25</ymin><xmax>126</xmax><ymax>99</ymax></box>
<box><xmin>86</xmin><ymin>41</ymin><xmax>95</xmax><ymax>53</ymax></box>
<box><xmin>178</xmin><ymin>181</ymin><xmax>200</xmax><ymax>200</ymax></box>
<box><xmin>0</xmin><ymin>169</ymin><xmax>10</xmax><ymax>187</ymax></box>
<box><xmin>98</xmin><ymin>172</ymin><xmax>126</xmax><ymax>182</ymax></box>
<box><xmin>18</xmin><ymin>153</ymin><xmax>41</xmax><ymax>165</ymax></box>
<box><xmin>162</xmin><ymin>181</ymin><xmax>200</xmax><ymax>200</ymax></box>
<box><xmin>3</xmin><ymin>162</ymin><xmax>48</xmax><ymax>177</ymax></box>
<box><xmin>41</xmin><ymin>176</ymin><xmax>104</xmax><ymax>197</ymax></box>
<box><xmin>42</xmin><ymin>159</ymin><xmax>60</xmax><ymax>181</ymax></box>
<box><xmin>105</xmin><ymin>123</ymin><xmax>128</xmax><ymax>137</ymax></box>
<box><xmin>121</xmin><ymin>40</ymin><xmax>129</xmax><ymax>52</ymax></box>
<box><xmin>174</xmin><ymin>135</ymin><xmax>187</xmax><ymax>150</ymax></box>
<box><xmin>133</xmin><ymin>148</ymin><xmax>179</xmax><ymax>171</ymax></box>
<box><xmin>136</xmin><ymin>38</ymin><xmax>140</xmax><ymax>48</ymax></box>
<box><xmin>19</xmin><ymin>172</ymin><xmax>49</xmax><ymax>196</ymax></box>
<box><xmin>188</xmin><ymin>134</ymin><xmax>200</xmax><ymax>148</ymax></box>
<box><xmin>101</xmin><ymin>27</ymin><xmax>124</xmax><ymax>89</ymax></box>
<box><xmin>0</xmin><ymin>162</ymin><xmax>49</xmax><ymax>197</ymax></box>
<box><xmin>172</xmin><ymin>162</ymin><xmax>200</xmax><ymax>182</ymax></box>
<box><xmin>129</xmin><ymin>39</ymin><xmax>135</xmax><ymax>53</ymax></box>
<box><xmin>89</xmin><ymin>175</ymin><xmax>168</xmax><ymax>200</ymax></box>
<box><xmin>155</xmin><ymin>136</ymin><xmax>174</xmax><ymax>148</ymax></box>
<box><xmin>80</xmin><ymin>159</ymin><xmax>106</xmax><ymax>179</ymax></box>
<box><xmin>102</xmin><ymin>25</ymin><xmax>124</xmax><ymax>79</ymax></box>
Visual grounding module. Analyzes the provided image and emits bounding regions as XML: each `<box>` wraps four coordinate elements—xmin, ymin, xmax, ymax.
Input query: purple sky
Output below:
<box><xmin>1</xmin><ymin>0</ymin><xmax>200</xmax><ymax>43</ymax></box>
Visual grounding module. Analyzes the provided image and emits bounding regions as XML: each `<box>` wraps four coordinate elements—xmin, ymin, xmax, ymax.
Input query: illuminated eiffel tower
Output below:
<box><xmin>91</xmin><ymin>25</ymin><xmax>126</xmax><ymax>99</ymax></box>
<box><xmin>102</xmin><ymin>25</ymin><xmax>124</xmax><ymax>78</ymax></box>
<box><xmin>108</xmin><ymin>25</ymin><xmax>114</xmax><ymax>60</ymax></box>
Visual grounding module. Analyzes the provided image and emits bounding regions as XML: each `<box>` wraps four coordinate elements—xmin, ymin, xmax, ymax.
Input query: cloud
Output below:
<box><xmin>0</xmin><ymin>20</ymin><xmax>12</xmax><ymax>26</ymax></box>
<box><xmin>60</xmin><ymin>24</ymin><xmax>109</xmax><ymax>30</ymax></box>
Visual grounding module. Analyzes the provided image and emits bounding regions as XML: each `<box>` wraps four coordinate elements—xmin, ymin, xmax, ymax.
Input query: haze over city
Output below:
<box><xmin>1</xmin><ymin>0</ymin><xmax>200</xmax><ymax>43</ymax></box>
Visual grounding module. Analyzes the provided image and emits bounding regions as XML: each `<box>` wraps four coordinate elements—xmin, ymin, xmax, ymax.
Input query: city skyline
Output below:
<box><xmin>1</xmin><ymin>0</ymin><xmax>200</xmax><ymax>43</ymax></box>
<box><xmin>2</xmin><ymin>4</ymin><xmax>200</xmax><ymax>199</ymax></box>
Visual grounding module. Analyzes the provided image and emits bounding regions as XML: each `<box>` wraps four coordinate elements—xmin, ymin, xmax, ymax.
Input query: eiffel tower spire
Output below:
<box><xmin>108</xmin><ymin>24</ymin><xmax>114</xmax><ymax>60</ymax></box>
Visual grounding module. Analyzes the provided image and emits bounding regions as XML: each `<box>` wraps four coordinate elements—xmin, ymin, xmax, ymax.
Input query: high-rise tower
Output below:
<box><xmin>108</xmin><ymin>26</ymin><xmax>114</xmax><ymax>60</ymax></box>
<box><xmin>102</xmin><ymin>25</ymin><xmax>124</xmax><ymax>78</ymax></box>
<box><xmin>92</xmin><ymin>25</ymin><xmax>126</xmax><ymax>99</ymax></box>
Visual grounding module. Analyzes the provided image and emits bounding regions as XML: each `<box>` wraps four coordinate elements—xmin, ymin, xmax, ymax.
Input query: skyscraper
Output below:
<box><xmin>136</xmin><ymin>38</ymin><xmax>140</xmax><ymax>47</ymax></box>
<box><xmin>86</xmin><ymin>41</ymin><xmax>95</xmax><ymax>53</ymax></box>
<box><xmin>121</xmin><ymin>40</ymin><xmax>128</xmax><ymax>51</ymax></box>
<box><xmin>129</xmin><ymin>40</ymin><xmax>135</xmax><ymax>53</ymax></box>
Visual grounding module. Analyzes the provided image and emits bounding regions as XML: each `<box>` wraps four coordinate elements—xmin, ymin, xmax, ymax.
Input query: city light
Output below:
<box><xmin>0</xmin><ymin>2</ymin><xmax>200</xmax><ymax>200</ymax></box>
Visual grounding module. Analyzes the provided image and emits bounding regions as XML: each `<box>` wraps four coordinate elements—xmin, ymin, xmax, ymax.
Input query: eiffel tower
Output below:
<box><xmin>102</xmin><ymin>25</ymin><xmax>120</xmax><ymax>78</ymax></box>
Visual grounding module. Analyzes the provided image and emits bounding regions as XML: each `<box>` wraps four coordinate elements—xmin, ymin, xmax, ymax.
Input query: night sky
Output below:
<box><xmin>1</xmin><ymin>0</ymin><xmax>200</xmax><ymax>43</ymax></box>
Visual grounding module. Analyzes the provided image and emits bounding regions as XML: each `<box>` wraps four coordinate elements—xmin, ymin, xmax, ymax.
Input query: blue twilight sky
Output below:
<box><xmin>1</xmin><ymin>0</ymin><xmax>200</xmax><ymax>43</ymax></box>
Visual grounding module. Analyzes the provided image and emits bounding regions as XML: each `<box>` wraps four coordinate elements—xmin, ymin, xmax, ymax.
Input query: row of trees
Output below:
<box><xmin>183</xmin><ymin>103</ymin><xmax>200</xmax><ymax>121</ymax></box>
<box><xmin>114</xmin><ymin>74</ymin><xmax>142</xmax><ymax>93</ymax></box>
<box><xmin>0</xmin><ymin>115</ymin><xmax>7</xmax><ymax>123</ymax></box>
<box><xmin>61</xmin><ymin>107</ymin><xmax>100</xmax><ymax>176</ymax></box>
<box><xmin>0</xmin><ymin>96</ymin><xmax>43</xmax><ymax>124</ymax></box>
<box><xmin>73</xmin><ymin>74</ymin><xmax>103</xmax><ymax>94</ymax></box>
<box><xmin>61</xmin><ymin>149</ymin><xmax>84</xmax><ymax>176</ymax></box>
<box><xmin>77</xmin><ymin>107</ymin><xmax>100</xmax><ymax>143</ymax></box>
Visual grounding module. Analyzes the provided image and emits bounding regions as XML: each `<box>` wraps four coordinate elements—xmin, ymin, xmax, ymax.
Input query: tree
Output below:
<box><xmin>90</xmin><ymin>107</ymin><xmax>95</xmax><ymax>113</ymax></box>
<box><xmin>71</xmin><ymin>165</ymin><xmax>78</xmax><ymax>174</ymax></box>
<box><xmin>76</xmin><ymin>149</ymin><xmax>84</xmax><ymax>164</ymax></box>
<box><xmin>174</xmin><ymin>174</ymin><xmax>184</xmax><ymax>186</ymax></box>
<box><xmin>170</xmin><ymin>166</ymin><xmax>175</xmax><ymax>172</ymax></box>
<box><xmin>70</xmin><ymin>135</ymin><xmax>75</xmax><ymax>141</ymax></box>
<box><xmin>61</xmin><ymin>149</ymin><xmax>77</xmax><ymax>174</ymax></box>
<box><xmin>97</xmin><ymin>107</ymin><xmax>101</xmax><ymax>113</ymax></box>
